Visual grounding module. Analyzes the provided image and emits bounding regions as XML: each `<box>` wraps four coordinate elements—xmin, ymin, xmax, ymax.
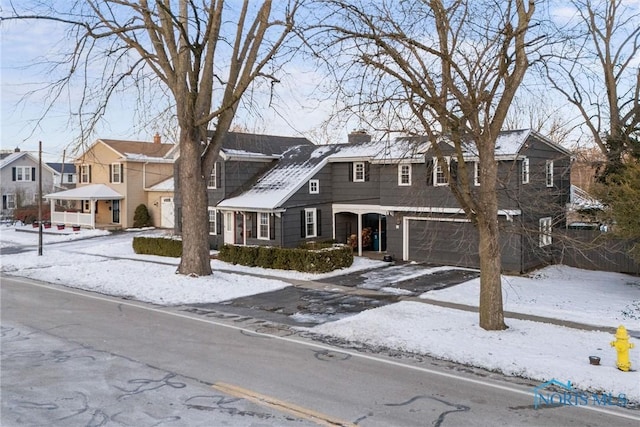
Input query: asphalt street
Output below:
<box><xmin>2</xmin><ymin>275</ymin><xmax>638</xmax><ymax>427</ymax></box>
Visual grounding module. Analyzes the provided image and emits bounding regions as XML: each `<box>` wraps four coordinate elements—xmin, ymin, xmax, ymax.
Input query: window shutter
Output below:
<box><xmin>270</xmin><ymin>214</ymin><xmax>275</xmax><ymax>240</ymax></box>
<box><xmin>109</xmin><ymin>165</ymin><xmax>113</xmax><ymax>183</ymax></box>
<box><xmin>216</xmin><ymin>211</ymin><xmax>222</xmax><ymax>234</ymax></box>
<box><xmin>450</xmin><ymin>160</ymin><xmax>458</xmax><ymax>182</ymax></box>
<box><xmin>317</xmin><ymin>209</ymin><xmax>322</xmax><ymax>236</ymax></box>
<box><xmin>348</xmin><ymin>163</ymin><xmax>353</xmax><ymax>182</ymax></box>
<box><xmin>2</xmin><ymin>195</ymin><xmax>6</xmax><ymax>210</ymax></box>
<box><xmin>120</xmin><ymin>164</ymin><xmax>123</xmax><ymax>183</ymax></box>
<box><xmin>31</xmin><ymin>167</ymin><xmax>36</xmax><ymax>181</ymax></box>
<box><xmin>216</xmin><ymin>162</ymin><xmax>221</xmax><ymax>188</ymax></box>
<box><xmin>300</xmin><ymin>210</ymin><xmax>305</xmax><ymax>238</ymax></box>
<box><xmin>426</xmin><ymin>160</ymin><xmax>434</xmax><ymax>186</ymax></box>
<box><xmin>252</xmin><ymin>213</ymin><xmax>257</xmax><ymax>234</ymax></box>
<box><xmin>12</xmin><ymin>167</ymin><xmax>16</xmax><ymax>181</ymax></box>
<box><xmin>88</xmin><ymin>165</ymin><xmax>92</xmax><ymax>183</ymax></box>
<box><xmin>364</xmin><ymin>163</ymin><xmax>370</xmax><ymax>181</ymax></box>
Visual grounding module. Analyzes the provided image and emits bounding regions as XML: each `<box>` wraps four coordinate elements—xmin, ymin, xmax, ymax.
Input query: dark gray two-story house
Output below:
<box><xmin>178</xmin><ymin>129</ymin><xmax>571</xmax><ymax>273</ymax></box>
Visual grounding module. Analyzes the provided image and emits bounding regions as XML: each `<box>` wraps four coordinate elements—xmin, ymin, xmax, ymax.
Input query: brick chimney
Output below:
<box><xmin>348</xmin><ymin>130</ymin><xmax>371</xmax><ymax>144</ymax></box>
<box><xmin>14</xmin><ymin>147</ymin><xmax>20</xmax><ymax>152</ymax></box>
<box><xmin>153</xmin><ymin>132</ymin><xmax>161</xmax><ymax>144</ymax></box>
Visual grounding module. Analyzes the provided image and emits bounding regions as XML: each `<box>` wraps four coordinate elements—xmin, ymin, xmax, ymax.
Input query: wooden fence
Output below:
<box><xmin>554</xmin><ymin>229</ymin><xmax>640</xmax><ymax>275</ymax></box>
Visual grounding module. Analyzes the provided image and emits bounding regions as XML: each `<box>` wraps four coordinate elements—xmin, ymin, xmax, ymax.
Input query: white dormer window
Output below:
<box><xmin>433</xmin><ymin>157</ymin><xmax>450</xmax><ymax>186</ymax></box>
<box><xmin>110</xmin><ymin>163</ymin><xmax>122</xmax><ymax>183</ymax></box>
<box><xmin>353</xmin><ymin>162</ymin><xmax>365</xmax><ymax>182</ymax></box>
<box><xmin>474</xmin><ymin>161</ymin><xmax>480</xmax><ymax>186</ymax></box>
<box><xmin>546</xmin><ymin>160</ymin><xmax>554</xmax><ymax>187</ymax></box>
<box><xmin>398</xmin><ymin>164</ymin><xmax>411</xmax><ymax>186</ymax></box>
<box><xmin>522</xmin><ymin>157</ymin><xmax>530</xmax><ymax>184</ymax></box>
<box><xmin>309</xmin><ymin>179</ymin><xmax>319</xmax><ymax>194</ymax></box>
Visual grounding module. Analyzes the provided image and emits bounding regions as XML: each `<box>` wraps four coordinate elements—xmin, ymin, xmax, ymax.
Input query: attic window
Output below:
<box><xmin>522</xmin><ymin>158</ymin><xmax>530</xmax><ymax>184</ymax></box>
<box><xmin>398</xmin><ymin>164</ymin><xmax>411</xmax><ymax>186</ymax></box>
<box><xmin>433</xmin><ymin>157</ymin><xmax>450</xmax><ymax>186</ymax></box>
<box><xmin>309</xmin><ymin>179</ymin><xmax>319</xmax><ymax>194</ymax></box>
<box><xmin>546</xmin><ymin>160</ymin><xmax>554</xmax><ymax>187</ymax></box>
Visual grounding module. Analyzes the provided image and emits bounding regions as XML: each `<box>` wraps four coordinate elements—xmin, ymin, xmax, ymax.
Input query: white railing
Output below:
<box><xmin>51</xmin><ymin>212</ymin><xmax>93</xmax><ymax>227</ymax></box>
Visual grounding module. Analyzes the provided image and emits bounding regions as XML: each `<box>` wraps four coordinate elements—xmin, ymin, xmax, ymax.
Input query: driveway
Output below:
<box><xmin>183</xmin><ymin>262</ymin><xmax>480</xmax><ymax>327</ymax></box>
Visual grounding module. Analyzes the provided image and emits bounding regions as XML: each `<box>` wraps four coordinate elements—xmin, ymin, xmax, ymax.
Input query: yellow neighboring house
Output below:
<box><xmin>44</xmin><ymin>135</ymin><xmax>175</xmax><ymax>230</ymax></box>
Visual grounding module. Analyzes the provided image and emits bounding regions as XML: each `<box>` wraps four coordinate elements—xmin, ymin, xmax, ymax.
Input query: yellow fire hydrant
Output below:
<box><xmin>610</xmin><ymin>325</ymin><xmax>635</xmax><ymax>372</ymax></box>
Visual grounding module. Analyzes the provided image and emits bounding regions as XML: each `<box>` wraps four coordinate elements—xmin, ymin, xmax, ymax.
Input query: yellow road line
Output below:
<box><xmin>212</xmin><ymin>382</ymin><xmax>357</xmax><ymax>427</ymax></box>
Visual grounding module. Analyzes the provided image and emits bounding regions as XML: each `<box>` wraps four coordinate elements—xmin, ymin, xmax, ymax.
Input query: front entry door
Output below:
<box><xmin>224</xmin><ymin>212</ymin><xmax>234</xmax><ymax>244</ymax></box>
<box><xmin>112</xmin><ymin>199</ymin><xmax>120</xmax><ymax>223</ymax></box>
<box><xmin>160</xmin><ymin>197</ymin><xmax>174</xmax><ymax>228</ymax></box>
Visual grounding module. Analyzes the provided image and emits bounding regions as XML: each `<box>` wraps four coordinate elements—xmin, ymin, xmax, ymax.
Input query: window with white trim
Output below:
<box><xmin>539</xmin><ymin>217</ymin><xmax>552</xmax><ymax>247</ymax></box>
<box><xmin>258</xmin><ymin>212</ymin><xmax>269</xmax><ymax>239</ymax></box>
<box><xmin>83</xmin><ymin>200</ymin><xmax>91</xmax><ymax>212</ymax></box>
<box><xmin>225</xmin><ymin>212</ymin><xmax>232</xmax><ymax>232</ymax></box>
<box><xmin>207</xmin><ymin>163</ymin><xmax>217</xmax><ymax>189</ymax></box>
<box><xmin>546</xmin><ymin>160</ymin><xmax>554</xmax><ymax>187</ymax></box>
<box><xmin>80</xmin><ymin>165</ymin><xmax>91</xmax><ymax>183</ymax></box>
<box><xmin>208</xmin><ymin>207</ymin><xmax>217</xmax><ymax>234</ymax></box>
<box><xmin>474</xmin><ymin>162</ymin><xmax>480</xmax><ymax>186</ymax></box>
<box><xmin>14</xmin><ymin>166</ymin><xmax>32</xmax><ymax>182</ymax></box>
<box><xmin>4</xmin><ymin>194</ymin><xmax>16</xmax><ymax>209</ymax></box>
<box><xmin>433</xmin><ymin>157</ymin><xmax>450</xmax><ymax>186</ymax></box>
<box><xmin>521</xmin><ymin>157</ymin><xmax>530</xmax><ymax>184</ymax></box>
<box><xmin>398</xmin><ymin>164</ymin><xmax>412</xmax><ymax>186</ymax></box>
<box><xmin>353</xmin><ymin>162</ymin><xmax>365</xmax><ymax>182</ymax></box>
<box><xmin>305</xmin><ymin>208</ymin><xmax>317</xmax><ymax>238</ymax></box>
<box><xmin>65</xmin><ymin>173</ymin><xmax>75</xmax><ymax>184</ymax></box>
<box><xmin>309</xmin><ymin>179</ymin><xmax>319</xmax><ymax>194</ymax></box>
<box><xmin>111</xmin><ymin>163</ymin><xmax>122</xmax><ymax>183</ymax></box>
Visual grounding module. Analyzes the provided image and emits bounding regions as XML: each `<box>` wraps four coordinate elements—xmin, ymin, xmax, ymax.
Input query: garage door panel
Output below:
<box><xmin>408</xmin><ymin>220</ymin><xmax>480</xmax><ymax>267</ymax></box>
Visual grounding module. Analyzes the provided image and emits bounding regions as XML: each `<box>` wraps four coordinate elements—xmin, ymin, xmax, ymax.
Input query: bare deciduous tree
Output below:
<box><xmin>2</xmin><ymin>0</ymin><xmax>299</xmax><ymax>276</ymax></box>
<box><xmin>310</xmin><ymin>0</ymin><xmax>540</xmax><ymax>330</ymax></box>
<box><xmin>543</xmin><ymin>0</ymin><xmax>640</xmax><ymax>157</ymax></box>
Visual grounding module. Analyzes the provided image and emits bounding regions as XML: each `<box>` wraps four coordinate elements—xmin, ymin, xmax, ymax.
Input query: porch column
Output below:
<box><xmin>357</xmin><ymin>213</ymin><xmax>363</xmax><ymax>257</ymax></box>
<box><xmin>90</xmin><ymin>199</ymin><xmax>95</xmax><ymax>229</ymax></box>
<box><xmin>49</xmin><ymin>199</ymin><xmax>55</xmax><ymax>222</ymax></box>
<box><xmin>378</xmin><ymin>214</ymin><xmax>382</xmax><ymax>253</ymax></box>
<box><xmin>242</xmin><ymin>212</ymin><xmax>247</xmax><ymax>246</ymax></box>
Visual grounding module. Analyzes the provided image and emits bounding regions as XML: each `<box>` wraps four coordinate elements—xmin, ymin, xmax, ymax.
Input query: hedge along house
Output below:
<box><xmin>44</xmin><ymin>135</ymin><xmax>175</xmax><ymax>229</ymax></box>
<box><xmin>201</xmin><ymin>129</ymin><xmax>570</xmax><ymax>273</ymax></box>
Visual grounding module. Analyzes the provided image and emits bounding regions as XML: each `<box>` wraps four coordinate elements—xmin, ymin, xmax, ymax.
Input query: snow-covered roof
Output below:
<box><xmin>147</xmin><ymin>177</ymin><xmax>174</xmax><ymax>192</ymax></box>
<box><xmin>217</xmin><ymin>145</ymin><xmax>339</xmax><ymax>210</ymax></box>
<box><xmin>44</xmin><ymin>184</ymin><xmax>124</xmax><ymax>200</ymax></box>
<box><xmin>0</xmin><ymin>151</ymin><xmax>59</xmax><ymax>175</ymax></box>
<box><xmin>329</xmin><ymin>138</ymin><xmax>431</xmax><ymax>162</ymax></box>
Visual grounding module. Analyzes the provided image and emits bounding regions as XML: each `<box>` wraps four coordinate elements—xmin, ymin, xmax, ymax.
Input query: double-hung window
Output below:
<box><xmin>14</xmin><ymin>166</ymin><xmax>32</xmax><ymax>182</ymax></box>
<box><xmin>353</xmin><ymin>162</ymin><xmax>365</xmax><ymax>182</ymax></box>
<box><xmin>434</xmin><ymin>157</ymin><xmax>450</xmax><ymax>186</ymax></box>
<box><xmin>474</xmin><ymin>162</ymin><xmax>481</xmax><ymax>186</ymax></box>
<box><xmin>546</xmin><ymin>160</ymin><xmax>554</xmax><ymax>187</ymax></box>
<box><xmin>304</xmin><ymin>208</ymin><xmax>317</xmax><ymax>238</ymax></box>
<box><xmin>258</xmin><ymin>212</ymin><xmax>270</xmax><ymax>239</ymax></box>
<box><xmin>398</xmin><ymin>164</ymin><xmax>412</xmax><ymax>186</ymax></box>
<box><xmin>208</xmin><ymin>163</ymin><xmax>217</xmax><ymax>189</ymax></box>
<box><xmin>3</xmin><ymin>194</ymin><xmax>16</xmax><ymax>209</ymax></box>
<box><xmin>110</xmin><ymin>163</ymin><xmax>122</xmax><ymax>183</ymax></box>
<box><xmin>539</xmin><ymin>217</ymin><xmax>552</xmax><ymax>247</ymax></box>
<box><xmin>80</xmin><ymin>165</ymin><xmax>91</xmax><ymax>183</ymax></box>
<box><xmin>208</xmin><ymin>207</ymin><xmax>217</xmax><ymax>234</ymax></box>
<box><xmin>521</xmin><ymin>158</ymin><xmax>530</xmax><ymax>184</ymax></box>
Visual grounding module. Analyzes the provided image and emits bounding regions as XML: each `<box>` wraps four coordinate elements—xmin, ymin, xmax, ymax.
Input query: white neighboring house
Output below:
<box><xmin>47</xmin><ymin>162</ymin><xmax>78</xmax><ymax>190</ymax></box>
<box><xmin>0</xmin><ymin>149</ymin><xmax>58</xmax><ymax>220</ymax></box>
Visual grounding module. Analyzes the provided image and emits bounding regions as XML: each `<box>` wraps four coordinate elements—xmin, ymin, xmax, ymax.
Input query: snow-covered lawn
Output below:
<box><xmin>2</xmin><ymin>224</ymin><xmax>639</xmax><ymax>402</ymax></box>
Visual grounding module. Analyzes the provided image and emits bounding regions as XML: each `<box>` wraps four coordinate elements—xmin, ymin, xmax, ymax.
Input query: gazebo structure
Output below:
<box><xmin>44</xmin><ymin>184</ymin><xmax>124</xmax><ymax>229</ymax></box>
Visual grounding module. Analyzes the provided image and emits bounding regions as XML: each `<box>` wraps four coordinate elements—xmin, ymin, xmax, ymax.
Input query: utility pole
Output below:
<box><xmin>38</xmin><ymin>140</ymin><xmax>43</xmax><ymax>256</ymax></box>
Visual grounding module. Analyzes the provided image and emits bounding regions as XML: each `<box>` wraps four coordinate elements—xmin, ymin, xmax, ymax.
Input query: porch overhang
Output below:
<box><xmin>44</xmin><ymin>184</ymin><xmax>124</xmax><ymax>201</ymax></box>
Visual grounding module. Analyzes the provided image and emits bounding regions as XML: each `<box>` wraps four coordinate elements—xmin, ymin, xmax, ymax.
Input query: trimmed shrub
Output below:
<box><xmin>217</xmin><ymin>244</ymin><xmax>353</xmax><ymax>273</ymax></box>
<box><xmin>133</xmin><ymin>236</ymin><xmax>182</xmax><ymax>257</ymax></box>
<box><xmin>13</xmin><ymin>204</ymin><xmax>51</xmax><ymax>224</ymax></box>
<box><xmin>133</xmin><ymin>204</ymin><xmax>153</xmax><ymax>228</ymax></box>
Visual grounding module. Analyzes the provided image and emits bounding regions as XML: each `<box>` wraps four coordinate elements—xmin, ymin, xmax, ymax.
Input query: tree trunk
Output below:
<box><xmin>477</xmin><ymin>153</ymin><xmax>506</xmax><ymax>330</ymax></box>
<box><xmin>177</xmin><ymin>129</ymin><xmax>212</xmax><ymax>276</ymax></box>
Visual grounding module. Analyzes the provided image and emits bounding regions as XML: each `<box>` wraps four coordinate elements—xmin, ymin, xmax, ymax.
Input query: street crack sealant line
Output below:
<box><xmin>6</xmin><ymin>276</ymin><xmax>640</xmax><ymax>423</ymax></box>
